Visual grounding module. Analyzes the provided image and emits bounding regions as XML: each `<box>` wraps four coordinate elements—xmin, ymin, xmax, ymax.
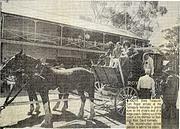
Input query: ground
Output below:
<box><xmin>0</xmin><ymin>92</ymin><xmax>179</xmax><ymax>128</ymax></box>
<box><xmin>0</xmin><ymin>93</ymin><xmax>125</xmax><ymax>128</ymax></box>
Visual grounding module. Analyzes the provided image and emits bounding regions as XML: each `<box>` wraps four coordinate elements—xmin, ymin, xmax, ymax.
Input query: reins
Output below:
<box><xmin>0</xmin><ymin>77</ymin><xmax>30</xmax><ymax>113</ymax></box>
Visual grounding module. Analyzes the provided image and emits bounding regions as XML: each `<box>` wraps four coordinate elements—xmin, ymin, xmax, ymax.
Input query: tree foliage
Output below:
<box><xmin>161</xmin><ymin>26</ymin><xmax>179</xmax><ymax>54</ymax></box>
<box><xmin>87</xmin><ymin>1</ymin><xmax>168</xmax><ymax>39</ymax></box>
<box><xmin>161</xmin><ymin>26</ymin><xmax>179</xmax><ymax>72</ymax></box>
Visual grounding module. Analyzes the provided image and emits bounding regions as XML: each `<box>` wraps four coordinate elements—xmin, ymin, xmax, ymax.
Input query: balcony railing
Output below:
<box><xmin>2</xmin><ymin>28</ymin><xmax>105</xmax><ymax>51</ymax></box>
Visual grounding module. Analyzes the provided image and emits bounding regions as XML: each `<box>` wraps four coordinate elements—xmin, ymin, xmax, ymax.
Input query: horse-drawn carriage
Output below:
<box><xmin>92</xmin><ymin>65</ymin><xmax>138</xmax><ymax>116</ymax></box>
<box><xmin>91</xmin><ymin>47</ymin><xmax>165</xmax><ymax>115</ymax></box>
<box><xmin>0</xmin><ymin>48</ymin><xmax>165</xmax><ymax>127</ymax></box>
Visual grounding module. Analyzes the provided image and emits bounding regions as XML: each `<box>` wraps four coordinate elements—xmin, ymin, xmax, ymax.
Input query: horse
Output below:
<box><xmin>0</xmin><ymin>50</ymin><xmax>95</xmax><ymax>128</ymax></box>
<box><xmin>0</xmin><ymin>55</ymin><xmax>41</xmax><ymax>115</ymax></box>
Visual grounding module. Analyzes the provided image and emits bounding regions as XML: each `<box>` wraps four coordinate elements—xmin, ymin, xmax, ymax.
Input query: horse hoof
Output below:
<box><xmin>40</xmin><ymin>121</ymin><xmax>53</xmax><ymax>128</ymax></box>
<box><xmin>61</xmin><ymin>107</ymin><xmax>68</xmax><ymax>112</ymax></box>
<box><xmin>27</xmin><ymin>111</ymin><xmax>33</xmax><ymax>116</ymax></box>
<box><xmin>88</xmin><ymin>112</ymin><xmax>95</xmax><ymax>120</ymax></box>
<box><xmin>77</xmin><ymin>113</ymin><xmax>84</xmax><ymax>119</ymax></box>
<box><xmin>77</xmin><ymin>115</ymin><xmax>83</xmax><ymax>119</ymax></box>
<box><xmin>35</xmin><ymin>110</ymin><xmax>41</xmax><ymax>115</ymax></box>
<box><xmin>53</xmin><ymin>107</ymin><xmax>58</xmax><ymax>111</ymax></box>
<box><xmin>88</xmin><ymin>116</ymin><xmax>94</xmax><ymax>120</ymax></box>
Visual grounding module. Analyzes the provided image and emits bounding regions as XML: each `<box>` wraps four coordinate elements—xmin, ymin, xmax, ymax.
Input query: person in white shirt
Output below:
<box><xmin>121</xmin><ymin>41</ymin><xmax>129</xmax><ymax>57</ymax></box>
<box><xmin>110</xmin><ymin>42</ymin><xmax>124</xmax><ymax>67</ymax></box>
<box><xmin>137</xmin><ymin>69</ymin><xmax>155</xmax><ymax>99</ymax></box>
<box><xmin>143</xmin><ymin>53</ymin><xmax>154</xmax><ymax>76</ymax></box>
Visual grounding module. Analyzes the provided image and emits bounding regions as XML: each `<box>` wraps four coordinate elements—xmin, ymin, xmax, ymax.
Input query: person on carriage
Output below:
<box><xmin>121</xmin><ymin>40</ymin><xmax>130</xmax><ymax>57</ymax></box>
<box><xmin>109</xmin><ymin>42</ymin><xmax>123</xmax><ymax>68</ymax></box>
<box><xmin>97</xmin><ymin>41</ymin><xmax>114</xmax><ymax>66</ymax></box>
<box><xmin>143</xmin><ymin>53</ymin><xmax>154</xmax><ymax>76</ymax></box>
<box><xmin>137</xmin><ymin>69</ymin><xmax>155</xmax><ymax>99</ymax></box>
<box><xmin>127</xmin><ymin>44</ymin><xmax>138</xmax><ymax>59</ymax></box>
<box><xmin>112</xmin><ymin>42</ymin><xmax>123</xmax><ymax>58</ymax></box>
<box><xmin>162</xmin><ymin>69</ymin><xmax>179</xmax><ymax>119</ymax></box>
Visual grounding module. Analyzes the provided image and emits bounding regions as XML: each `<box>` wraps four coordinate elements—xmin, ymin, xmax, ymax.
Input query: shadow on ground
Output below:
<box><xmin>58</xmin><ymin>118</ymin><xmax>110</xmax><ymax>128</ymax></box>
<box><xmin>2</xmin><ymin>114</ymin><xmax>44</xmax><ymax>128</ymax></box>
<box><xmin>2</xmin><ymin>110</ymin><xmax>124</xmax><ymax>128</ymax></box>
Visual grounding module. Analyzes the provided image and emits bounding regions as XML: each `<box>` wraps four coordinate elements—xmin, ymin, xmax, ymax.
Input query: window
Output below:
<box><xmin>36</xmin><ymin>21</ymin><xmax>61</xmax><ymax>36</ymax></box>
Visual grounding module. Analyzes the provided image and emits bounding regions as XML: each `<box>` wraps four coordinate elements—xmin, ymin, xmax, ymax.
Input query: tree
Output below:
<box><xmin>111</xmin><ymin>1</ymin><xmax>167</xmax><ymax>39</ymax></box>
<box><xmin>161</xmin><ymin>25</ymin><xmax>179</xmax><ymax>72</ymax></box>
<box><xmin>86</xmin><ymin>1</ymin><xmax>168</xmax><ymax>39</ymax></box>
<box><xmin>161</xmin><ymin>26</ymin><xmax>179</xmax><ymax>55</ymax></box>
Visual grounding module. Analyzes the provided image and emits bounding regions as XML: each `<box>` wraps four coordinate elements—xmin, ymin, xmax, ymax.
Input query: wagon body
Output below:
<box><xmin>92</xmin><ymin>66</ymin><xmax>122</xmax><ymax>87</ymax></box>
<box><xmin>91</xmin><ymin>47</ymin><xmax>165</xmax><ymax>116</ymax></box>
<box><xmin>91</xmin><ymin>64</ymin><xmax>138</xmax><ymax>116</ymax></box>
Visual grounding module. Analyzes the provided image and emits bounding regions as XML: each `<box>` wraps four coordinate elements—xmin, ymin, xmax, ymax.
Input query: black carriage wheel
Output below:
<box><xmin>115</xmin><ymin>86</ymin><xmax>138</xmax><ymax>116</ymax></box>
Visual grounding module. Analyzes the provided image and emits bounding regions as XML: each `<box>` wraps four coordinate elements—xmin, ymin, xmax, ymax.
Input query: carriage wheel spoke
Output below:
<box><xmin>96</xmin><ymin>83</ymin><xmax>100</xmax><ymax>89</ymax></box>
<box><xmin>131</xmin><ymin>96</ymin><xmax>138</xmax><ymax>99</ymax></box>
<box><xmin>121</xmin><ymin>106</ymin><xmax>126</xmax><ymax>115</ymax></box>
<box><xmin>126</xmin><ymin>88</ymin><xmax>130</xmax><ymax>97</ymax></box>
<box><xmin>117</xmin><ymin>104</ymin><xmax>126</xmax><ymax>115</ymax></box>
<box><xmin>132</xmin><ymin>93</ymin><xmax>136</xmax><ymax>97</ymax></box>
<box><xmin>117</xmin><ymin>93</ymin><xmax>126</xmax><ymax>101</ymax></box>
<box><xmin>122</xmin><ymin>90</ymin><xmax>127</xmax><ymax>96</ymax></box>
<box><xmin>129</xmin><ymin>89</ymin><xmax>134</xmax><ymax>97</ymax></box>
<box><xmin>117</xmin><ymin>101</ymin><xmax>124</xmax><ymax>106</ymax></box>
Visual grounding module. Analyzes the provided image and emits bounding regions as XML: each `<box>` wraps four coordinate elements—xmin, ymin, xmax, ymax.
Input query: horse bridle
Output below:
<box><xmin>34</xmin><ymin>62</ymin><xmax>46</xmax><ymax>79</ymax></box>
<box><xmin>0</xmin><ymin>61</ymin><xmax>42</xmax><ymax>113</ymax></box>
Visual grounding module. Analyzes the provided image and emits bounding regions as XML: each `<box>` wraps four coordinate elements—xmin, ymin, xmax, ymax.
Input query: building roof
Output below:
<box><xmin>2</xmin><ymin>2</ymin><xmax>148</xmax><ymax>41</ymax></box>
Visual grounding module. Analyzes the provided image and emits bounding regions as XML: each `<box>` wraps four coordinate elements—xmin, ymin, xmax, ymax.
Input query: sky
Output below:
<box><xmin>2</xmin><ymin>0</ymin><xmax>180</xmax><ymax>46</ymax></box>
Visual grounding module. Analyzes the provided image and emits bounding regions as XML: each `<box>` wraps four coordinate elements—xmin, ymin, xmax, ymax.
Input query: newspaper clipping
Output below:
<box><xmin>0</xmin><ymin>0</ymin><xmax>179</xmax><ymax>129</ymax></box>
<box><xmin>126</xmin><ymin>99</ymin><xmax>162</xmax><ymax>129</ymax></box>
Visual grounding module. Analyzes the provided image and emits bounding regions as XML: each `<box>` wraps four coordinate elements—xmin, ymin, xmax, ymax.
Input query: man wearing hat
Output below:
<box><xmin>137</xmin><ymin>69</ymin><xmax>155</xmax><ymax>99</ymax></box>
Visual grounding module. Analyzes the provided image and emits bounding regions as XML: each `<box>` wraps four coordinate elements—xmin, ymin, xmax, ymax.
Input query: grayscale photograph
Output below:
<box><xmin>0</xmin><ymin>0</ymin><xmax>179</xmax><ymax>129</ymax></box>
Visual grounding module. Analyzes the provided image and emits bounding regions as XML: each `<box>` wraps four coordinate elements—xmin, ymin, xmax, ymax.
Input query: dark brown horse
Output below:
<box><xmin>0</xmin><ymin>51</ymin><xmax>95</xmax><ymax>127</ymax></box>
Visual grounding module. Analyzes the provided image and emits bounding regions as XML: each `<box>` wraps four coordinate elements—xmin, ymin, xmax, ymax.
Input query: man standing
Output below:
<box><xmin>137</xmin><ymin>69</ymin><xmax>155</xmax><ymax>99</ymax></box>
<box><xmin>162</xmin><ymin>69</ymin><xmax>179</xmax><ymax>118</ymax></box>
<box><xmin>143</xmin><ymin>53</ymin><xmax>154</xmax><ymax>76</ymax></box>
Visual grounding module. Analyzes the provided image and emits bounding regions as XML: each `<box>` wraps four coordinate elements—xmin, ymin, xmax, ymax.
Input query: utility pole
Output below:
<box><xmin>124</xmin><ymin>2</ymin><xmax>127</xmax><ymax>30</ymax></box>
<box><xmin>177</xmin><ymin>6</ymin><xmax>180</xmax><ymax>75</ymax></box>
<box><xmin>0</xmin><ymin>2</ymin><xmax>2</xmax><ymax>93</ymax></box>
<box><xmin>0</xmin><ymin>2</ymin><xmax>2</xmax><ymax>65</ymax></box>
